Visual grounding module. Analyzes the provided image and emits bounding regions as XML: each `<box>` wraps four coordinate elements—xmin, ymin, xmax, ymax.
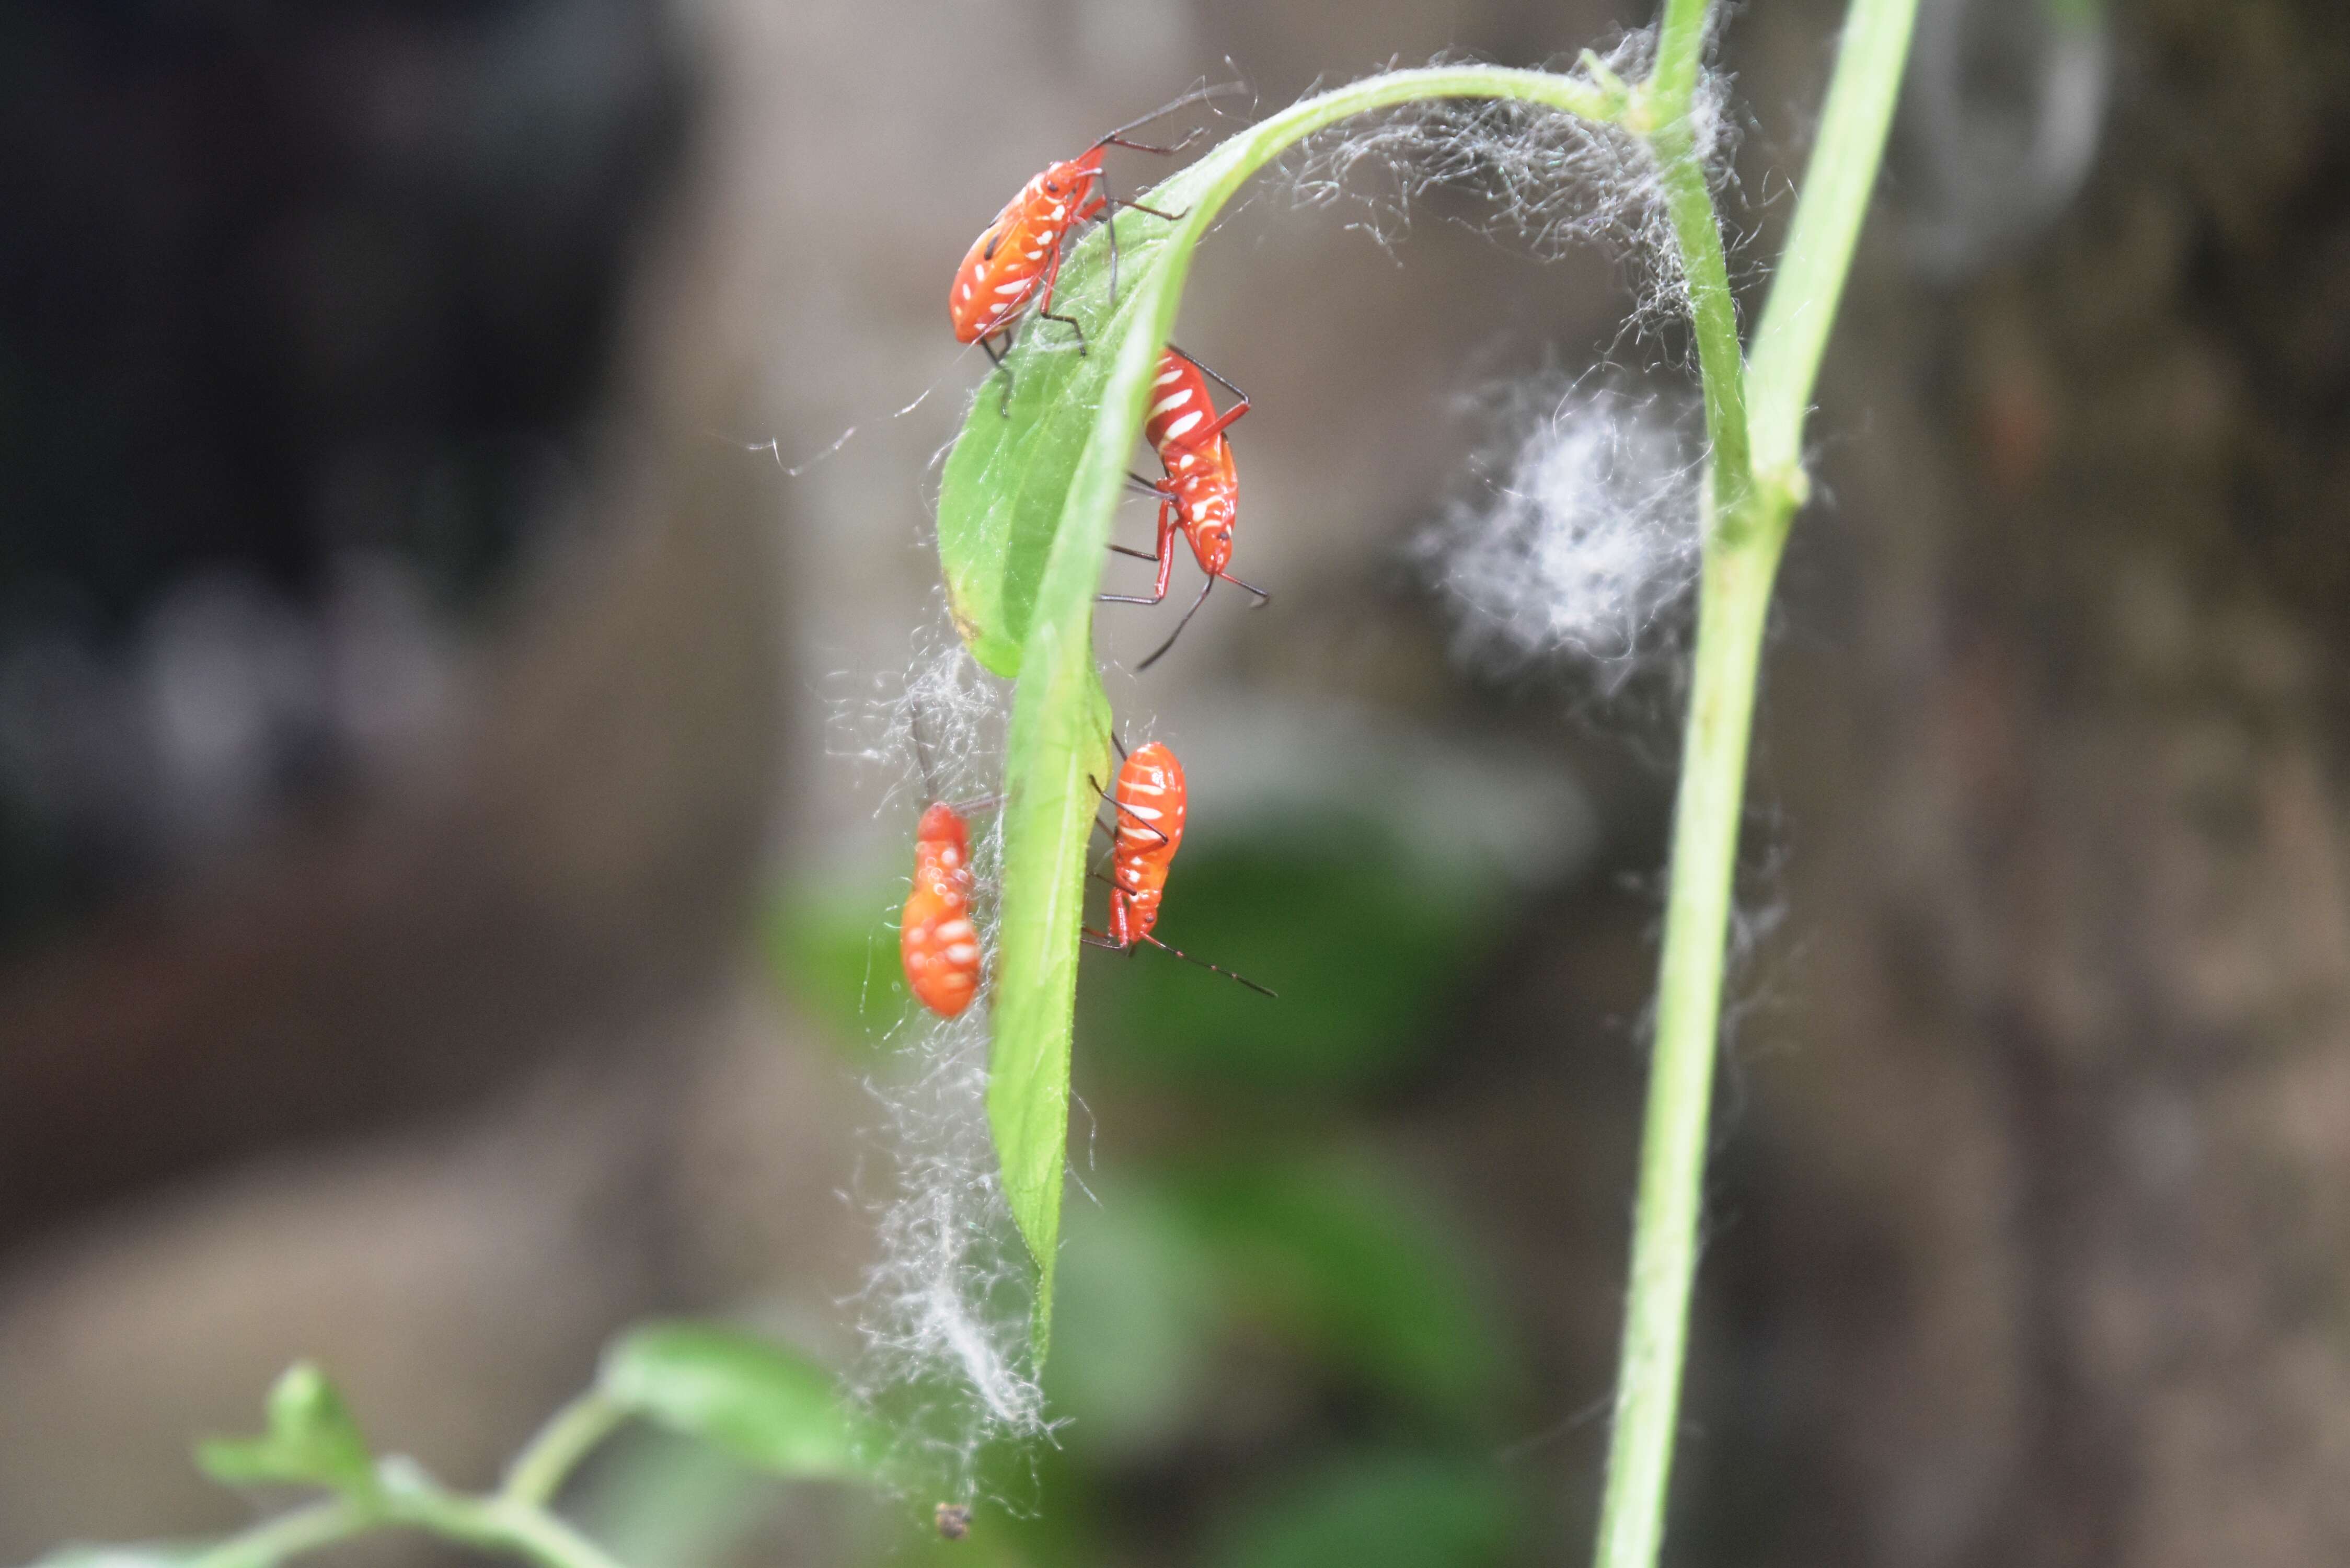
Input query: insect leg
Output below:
<box><xmin>1107</xmin><ymin>194</ymin><xmax>1186</xmax><ymax>220</ymax></box>
<box><xmin>1092</xmin><ymin>169</ymin><xmax>1122</xmax><ymax>305</ymax></box>
<box><xmin>1097</xmin><ymin>497</ymin><xmax>1177</xmax><ymax>606</ymax></box>
<box><xmin>1166</xmin><ymin>343</ymin><xmax>1250</xmax><ymax>436</ymax></box>
<box><xmin>1136</xmin><ymin>575</ymin><xmax>1214</xmax><ymax>672</ymax></box>
<box><xmin>1032</xmin><ymin>248</ymin><xmax>1087</xmax><ymax>355</ymax></box>
<box><xmin>1217</xmin><ymin>570</ymin><xmax>1272</xmax><ymax>603</ymax></box>
<box><xmin>1139</xmin><ymin>932</ymin><xmax>1278</xmax><ymax>997</ymax></box>
<box><xmin>981</xmin><ymin>333</ymin><xmax>1017</xmax><ymax>414</ymax></box>
<box><xmin>1084</xmin><ymin>773</ymin><xmax>1170</xmax><ymax>846</ymax></box>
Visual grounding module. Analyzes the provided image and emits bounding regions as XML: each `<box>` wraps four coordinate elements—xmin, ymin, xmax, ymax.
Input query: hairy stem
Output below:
<box><xmin>1648</xmin><ymin>0</ymin><xmax>1715</xmax><ymax>128</ymax></box>
<box><xmin>1588</xmin><ymin>499</ymin><xmax>1789</xmax><ymax>1568</ymax></box>
<box><xmin>1591</xmin><ymin>0</ymin><xmax>1918</xmax><ymax>1563</ymax></box>
<box><xmin>1654</xmin><ymin>144</ymin><xmax>1751</xmax><ymax>528</ymax></box>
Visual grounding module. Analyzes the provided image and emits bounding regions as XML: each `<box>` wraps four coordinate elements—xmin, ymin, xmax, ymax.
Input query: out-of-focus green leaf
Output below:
<box><xmin>598</xmin><ymin>1323</ymin><xmax>867</xmax><ymax>1479</ymax></box>
<box><xmin>1207</xmin><ymin>1452</ymin><xmax>1523</xmax><ymax>1568</ymax></box>
<box><xmin>194</xmin><ymin>1363</ymin><xmax>374</xmax><ymax>1496</ymax></box>
<box><xmin>1172</xmin><ymin>1156</ymin><xmax>1514</xmax><ymax>1427</ymax></box>
<box><xmin>1087</xmin><ymin>813</ymin><xmax>1497</xmax><ymax>1093</ymax></box>
<box><xmin>1044</xmin><ymin>1180</ymin><xmax>1219</xmax><ymax>1455</ymax></box>
<box><xmin>762</xmin><ymin>887</ymin><xmax>909</xmax><ymax>1046</ymax></box>
<box><xmin>568</xmin><ymin>1431</ymin><xmax>776</xmax><ymax>1568</ymax></box>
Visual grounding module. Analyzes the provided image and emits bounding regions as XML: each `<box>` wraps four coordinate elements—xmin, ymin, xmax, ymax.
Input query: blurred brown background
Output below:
<box><xmin>1</xmin><ymin>0</ymin><xmax>2346</xmax><ymax>1563</ymax></box>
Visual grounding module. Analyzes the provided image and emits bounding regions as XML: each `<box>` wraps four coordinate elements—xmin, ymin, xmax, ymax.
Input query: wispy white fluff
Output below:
<box><xmin>1422</xmin><ymin>374</ymin><xmax>1703</xmax><ymax>676</ymax></box>
<box><xmin>1288</xmin><ymin>35</ymin><xmax>1735</xmax><ymax>330</ymax></box>
<box><xmin>836</xmin><ymin>630</ymin><xmax>1052</xmax><ymax>1502</ymax></box>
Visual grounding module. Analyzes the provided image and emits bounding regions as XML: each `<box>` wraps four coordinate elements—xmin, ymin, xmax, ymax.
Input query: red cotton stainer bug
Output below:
<box><xmin>949</xmin><ymin>87</ymin><xmax>1225</xmax><ymax>398</ymax></box>
<box><xmin>899</xmin><ymin>715</ymin><xmax>999</xmax><ymax>1019</ymax></box>
<box><xmin>1100</xmin><ymin>347</ymin><xmax>1270</xmax><ymax>670</ymax></box>
<box><xmin>902</xmin><ymin>799</ymin><xmax>985</xmax><ymax>1017</ymax></box>
<box><xmin>1085</xmin><ymin>739</ymin><xmax>1274</xmax><ymax>997</ymax></box>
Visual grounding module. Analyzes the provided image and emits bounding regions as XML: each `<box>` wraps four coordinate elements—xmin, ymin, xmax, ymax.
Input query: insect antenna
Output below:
<box><xmin>1165</xmin><ymin>342</ymin><xmax>1249</xmax><ymax>407</ymax></box>
<box><xmin>1089</xmin><ymin>82</ymin><xmax>1243</xmax><ymax>151</ymax></box>
<box><xmin>1136</xmin><ymin>576</ymin><xmax>1214</xmax><ymax>671</ymax></box>
<box><xmin>1141</xmin><ymin>932</ymin><xmax>1277</xmax><ymax>998</ymax></box>
<box><xmin>1218</xmin><ymin>570</ymin><xmax>1271</xmax><ymax>603</ymax></box>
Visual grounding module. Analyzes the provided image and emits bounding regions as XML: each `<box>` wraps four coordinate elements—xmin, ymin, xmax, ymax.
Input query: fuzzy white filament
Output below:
<box><xmin>838</xmin><ymin>631</ymin><xmax>1051</xmax><ymax>1500</ymax></box>
<box><xmin>1424</xmin><ymin>376</ymin><xmax>1703</xmax><ymax>675</ymax></box>
<box><xmin>1289</xmin><ymin>36</ymin><xmax>1735</xmax><ymax>330</ymax></box>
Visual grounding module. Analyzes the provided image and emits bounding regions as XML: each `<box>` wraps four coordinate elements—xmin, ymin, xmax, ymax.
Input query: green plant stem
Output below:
<box><xmin>1747</xmin><ymin>0</ymin><xmax>1924</xmax><ymax>485</ymax></box>
<box><xmin>190</xmin><ymin>1467</ymin><xmax>631</xmax><ymax>1568</ymax></box>
<box><xmin>193</xmin><ymin>1500</ymin><xmax>364</xmax><ymax>1568</ymax></box>
<box><xmin>500</xmin><ymin>1392</ymin><xmax>626</xmax><ymax>1507</ymax></box>
<box><xmin>1589</xmin><ymin>0</ymin><xmax>1918</xmax><ymax>1564</ymax></box>
<box><xmin>1588</xmin><ymin>501</ymin><xmax>1789</xmax><ymax>1568</ymax></box>
<box><xmin>1648</xmin><ymin>0</ymin><xmax>1714</xmax><ymax>127</ymax></box>
<box><xmin>1654</xmin><ymin>147</ymin><xmax>1750</xmax><ymax>527</ymax></box>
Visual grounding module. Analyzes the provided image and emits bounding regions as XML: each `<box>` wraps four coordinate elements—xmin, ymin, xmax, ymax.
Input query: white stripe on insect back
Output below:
<box><xmin>1162</xmin><ymin>410</ymin><xmax>1203</xmax><ymax>441</ymax></box>
<box><xmin>1156</xmin><ymin>361</ymin><xmax>1185</xmax><ymax>387</ymax></box>
<box><xmin>1150</xmin><ymin>387</ymin><xmax>1194</xmax><ymax>420</ymax></box>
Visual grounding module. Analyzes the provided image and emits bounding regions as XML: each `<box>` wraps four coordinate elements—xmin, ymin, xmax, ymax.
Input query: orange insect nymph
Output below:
<box><xmin>1105</xmin><ymin>741</ymin><xmax>1187</xmax><ymax>947</ymax></box>
<box><xmin>901</xmin><ymin>800</ymin><xmax>983</xmax><ymax>1017</ymax></box>
<box><xmin>948</xmin><ymin>88</ymin><xmax>1221</xmax><ymax>374</ymax></box>
<box><xmin>948</xmin><ymin>149</ymin><xmax>1109</xmax><ymax>350</ymax></box>
<box><xmin>1084</xmin><ymin>738</ymin><xmax>1273</xmax><ymax>997</ymax></box>
<box><xmin>1102</xmin><ymin>348</ymin><xmax>1268</xmax><ymax>670</ymax></box>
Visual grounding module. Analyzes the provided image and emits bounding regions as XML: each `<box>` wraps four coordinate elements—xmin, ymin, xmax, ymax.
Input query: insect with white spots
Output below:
<box><xmin>898</xmin><ymin>713</ymin><xmax>999</xmax><ymax>1018</ymax></box>
<box><xmin>901</xmin><ymin>799</ymin><xmax>987</xmax><ymax>1017</ymax></box>
<box><xmin>1100</xmin><ymin>346</ymin><xmax>1270</xmax><ymax>670</ymax></box>
<box><xmin>949</xmin><ymin>88</ymin><xmax>1227</xmax><ymax>402</ymax></box>
<box><xmin>1084</xmin><ymin>737</ymin><xmax>1274</xmax><ymax>996</ymax></box>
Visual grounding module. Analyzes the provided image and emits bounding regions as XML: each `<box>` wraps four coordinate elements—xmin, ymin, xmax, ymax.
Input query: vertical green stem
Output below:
<box><xmin>1591</xmin><ymin>0</ymin><xmax>1917</xmax><ymax>1562</ymax></box>
<box><xmin>1588</xmin><ymin>504</ymin><xmax>1790</xmax><ymax>1568</ymax></box>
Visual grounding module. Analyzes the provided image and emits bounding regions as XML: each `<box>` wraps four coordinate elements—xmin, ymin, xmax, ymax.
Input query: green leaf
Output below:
<box><xmin>1207</xmin><ymin>1452</ymin><xmax>1523</xmax><ymax>1568</ymax></box>
<box><xmin>1043</xmin><ymin>1178</ymin><xmax>1218</xmax><ymax>1457</ymax></box>
<box><xmin>1172</xmin><ymin>1157</ymin><xmax>1513</xmax><ymax>1427</ymax></box>
<box><xmin>763</xmin><ymin>884</ymin><xmax>913</xmax><ymax>1048</ymax></box>
<box><xmin>933</xmin><ymin>65</ymin><xmax>1614</xmax><ymax>1365</ymax></box>
<box><xmin>194</xmin><ymin>1363</ymin><xmax>374</xmax><ymax>1496</ymax></box>
<box><xmin>1088</xmin><ymin>814</ymin><xmax>1496</xmax><ymax>1093</ymax></box>
<box><xmin>597</xmin><ymin>1322</ymin><xmax>866</xmax><ymax>1478</ymax></box>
